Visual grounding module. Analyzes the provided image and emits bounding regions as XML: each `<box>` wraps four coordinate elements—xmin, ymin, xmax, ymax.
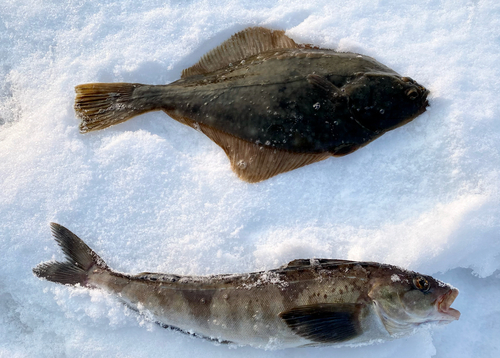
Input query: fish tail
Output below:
<box><xmin>75</xmin><ymin>83</ymin><xmax>164</xmax><ymax>133</ymax></box>
<box><xmin>33</xmin><ymin>223</ymin><xmax>108</xmax><ymax>286</ymax></box>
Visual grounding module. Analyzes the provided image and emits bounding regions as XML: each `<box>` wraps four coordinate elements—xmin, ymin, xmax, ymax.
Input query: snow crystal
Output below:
<box><xmin>1</xmin><ymin>0</ymin><xmax>499</xmax><ymax>357</ymax></box>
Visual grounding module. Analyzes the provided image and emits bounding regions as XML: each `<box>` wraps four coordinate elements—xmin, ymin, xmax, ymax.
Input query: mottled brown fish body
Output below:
<box><xmin>88</xmin><ymin>260</ymin><xmax>386</xmax><ymax>347</ymax></box>
<box><xmin>75</xmin><ymin>27</ymin><xmax>429</xmax><ymax>182</ymax></box>
<box><xmin>34</xmin><ymin>224</ymin><xmax>459</xmax><ymax>349</ymax></box>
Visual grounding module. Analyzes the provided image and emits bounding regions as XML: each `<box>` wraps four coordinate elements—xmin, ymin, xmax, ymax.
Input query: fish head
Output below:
<box><xmin>345</xmin><ymin>73</ymin><xmax>429</xmax><ymax>133</ymax></box>
<box><xmin>368</xmin><ymin>268</ymin><xmax>460</xmax><ymax>336</ymax></box>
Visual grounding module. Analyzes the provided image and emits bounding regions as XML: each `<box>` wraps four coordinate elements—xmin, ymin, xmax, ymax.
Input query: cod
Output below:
<box><xmin>34</xmin><ymin>224</ymin><xmax>460</xmax><ymax>349</ymax></box>
<box><xmin>75</xmin><ymin>27</ymin><xmax>429</xmax><ymax>182</ymax></box>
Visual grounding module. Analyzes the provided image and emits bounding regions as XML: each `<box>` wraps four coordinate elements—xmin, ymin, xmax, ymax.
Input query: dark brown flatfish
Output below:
<box><xmin>75</xmin><ymin>27</ymin><xmax>429</xmax><ymax>182</ymax></box>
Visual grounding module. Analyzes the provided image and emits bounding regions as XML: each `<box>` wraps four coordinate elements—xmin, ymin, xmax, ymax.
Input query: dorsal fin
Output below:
<box><xmin>284</xmin><ymin>259</ymin><xmax>357</xmax><ymax>269</ymax></box>
<box><xmin>181</xmin><ymin>27</ymin><xmax>299</xmax><ymax>78</ymax></box>
<box><xmin>285</xmin><ymin>259</ymin><xmax>314</xmax><ymax>268</ymax></box>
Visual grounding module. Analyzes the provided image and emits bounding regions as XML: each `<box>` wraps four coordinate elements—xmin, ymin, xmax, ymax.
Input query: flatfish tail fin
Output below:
<box><xmin>33</xmin><ymin>223</ymin><xmax>108</xmax><ymax>286</ymax></box>
<box><xmin>75</xmin><ymin>83</ymin><xmax>161</xmax><ymax>133</ymax></box>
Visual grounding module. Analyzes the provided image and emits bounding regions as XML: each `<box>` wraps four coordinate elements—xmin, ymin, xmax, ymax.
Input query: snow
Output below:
<box><xmin>1</xmin><ymin>0</ymin><xmax>499</xmax><ymax>357</ymax></box>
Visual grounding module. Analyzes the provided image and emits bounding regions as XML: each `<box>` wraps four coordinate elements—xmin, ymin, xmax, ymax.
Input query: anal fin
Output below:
<box><xmin>205</xmin><ymin>127</ymin><xmax>331</xmax><ymax>183</ymax></box>
<box><xmin>164</xmin><ymin>111</ymin><xmax>330</xmax><ymax>182</ymax></box>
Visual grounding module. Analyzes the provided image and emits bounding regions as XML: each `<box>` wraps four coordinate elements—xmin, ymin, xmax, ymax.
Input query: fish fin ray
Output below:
<box><xmin>33</xmin><ymin>223</ymin><xmax>107</xmax><ymax>286</ymax></box>
<box><xmin>279</xmin><ymin>303</ymin><xmax>362</xmax><ymax>343</ymax></box>
<box><xmin>306</xmin><ymin>74</ymin><xmax>342</xmax><ymax>96</ymax></box>
<box><xmin>284</xmin><ymin>259</ymin><xmax>313</xmax><ymax>268</ymax></box>
<box><xmin>284</xmin><ymin>259</ymin><xmax>357</xmax><ymax>269</ymax></box>
<box><xmin>181</xmin><ymin>27</ymin><xmax>299</xmax><ymax>78</ymax></box>
<box><xmin>166</xmin><ymin>110</ymin><xmax>329</xmax><ymax>182</ymax></box>
<box><xmin>201</xmin><ymin>124</ymin><xmax>330</xmax><ymax>182</ymax></box>
<box><xmin>75</xmin><ymin>83</ymin><xmax>160</xmax><ymax>133</ymax></box>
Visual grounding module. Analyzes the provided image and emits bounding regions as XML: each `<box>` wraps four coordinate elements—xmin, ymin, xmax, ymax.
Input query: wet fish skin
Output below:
<box><xmin>74</xmin><ymin>27</ymin><xmax>429</xmax><ymax>182</ymax></box>
<box><xmin>33</xmin><ymin>224</ymin><xmax>459</xmax><ymax>349</ymax></box>
<box><xmin>78</xmin><ymin>51</ymin><xmax>427</xmax><ymax>154</ymax></box>
<box><xmin>164</xmin><ymin>50</ymin><xmax>428</xmax><ymax>153</ymax></box>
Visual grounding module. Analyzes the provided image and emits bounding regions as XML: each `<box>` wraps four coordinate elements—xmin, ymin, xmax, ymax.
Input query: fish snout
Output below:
<box><xmin>421</xmin><ymin>86</ymin><xmax>430</xmax><ymax>104</ymax></box>
<box><xmin>437</xmin><ymin>288</ymin><xmax>460</xmax><ymax>320</ymax></box>
<box><xmin>404</xmin><ymin>79</ymin><xmax>429</xmax><ymax>108</ymax></box>
<box><xmin>421</xmin><ymin>87</ymin><xmax>429</xmax><ymax>98</ymax></box>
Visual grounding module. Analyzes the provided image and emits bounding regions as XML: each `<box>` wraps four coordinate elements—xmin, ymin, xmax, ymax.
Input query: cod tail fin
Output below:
<box><xmin>33</xmin><ymin>223</ymin><xmax>108</xmax><ymax>286</ymax></box>
<box><xmin>75</xmin><ymin>83</ymin><xmax>163</xmax><ymax>133</ymax></box>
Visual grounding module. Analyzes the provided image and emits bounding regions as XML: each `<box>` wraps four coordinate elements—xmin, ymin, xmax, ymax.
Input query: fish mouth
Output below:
<box><xmin>436</xmin><ymin>288</ymin><xmax>460</xmax><ymax>321</ymax></box>
<box><xmin>420</xmin><ymin>87</ymin><xmax>430</xmax><ymax>108</ymax></box>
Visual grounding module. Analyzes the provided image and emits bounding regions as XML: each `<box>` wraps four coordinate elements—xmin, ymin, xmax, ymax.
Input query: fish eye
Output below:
<box><xmin>406</xmin><ymin>88</ymin><xmax>419</xmax><ymax>100</ymax></box>
<box><xmin>413</xmin><ymin>276</ymin><xmax>430</xmax><ymax>292</ymax></box>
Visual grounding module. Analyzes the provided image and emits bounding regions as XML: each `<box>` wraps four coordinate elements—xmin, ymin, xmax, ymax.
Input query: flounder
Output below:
<box><xmin>34</xmin><ymin>223</ymin><xmax>459</xmax><ymax>349</ymax></box>
<box><xmin>75</xmin><ymin>27</ymin><xmax>429</xmax><ymax>183</ymax></box>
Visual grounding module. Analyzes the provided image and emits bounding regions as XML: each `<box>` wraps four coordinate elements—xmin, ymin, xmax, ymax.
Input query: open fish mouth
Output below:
<box><xmin>422</xmin><ymin>88</ymin><xmax>430</xmax><ymax>104</ymax></box>
<box><xmin>437</xmin><ymin>288</ymin><xmax>460</xmax><ymax>321</ymax></box>
<box><xmin>419</xmin><ymin>86</ymin><xmax>430</xmax><ymax>108</ymax></box>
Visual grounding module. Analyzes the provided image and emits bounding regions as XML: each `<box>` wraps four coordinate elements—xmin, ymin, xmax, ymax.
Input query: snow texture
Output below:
<box><xmin>1</xmin><ymin>0</ymin><xmax>499</xmax><ymax>357</ymax></box>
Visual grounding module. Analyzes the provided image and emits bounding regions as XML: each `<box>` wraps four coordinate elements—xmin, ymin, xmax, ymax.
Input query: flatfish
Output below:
<box><xmin>75</xmin><ymin>27</ymin><xmax>429</xmax><ymax>182</ymax></box>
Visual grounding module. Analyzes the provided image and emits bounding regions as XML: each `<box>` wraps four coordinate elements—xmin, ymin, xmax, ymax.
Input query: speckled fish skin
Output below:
<box><xmin>75</xmin><ymin>27</ymin><xmax>429</xmax><ymax>182</ymax></box>
<box><xmin>33</xmin><ymin>224</ymin><xmax>460</xmax><ymax>349</ymax></box>
<box><xmin>162</xmin><ymin>49</ymin><xmax>428</xmax><ymax>154</ymax></box>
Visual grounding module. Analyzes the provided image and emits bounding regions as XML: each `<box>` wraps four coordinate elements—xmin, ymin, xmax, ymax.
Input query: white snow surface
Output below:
<box><xmin>1</xmin><ymin>0</ymin><xmax>499</xmax><ymax>357</ymax></box>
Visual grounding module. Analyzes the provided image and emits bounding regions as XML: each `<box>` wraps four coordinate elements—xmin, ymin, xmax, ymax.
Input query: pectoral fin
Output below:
<box><xmin>279</xmin><ymin>303</ymin><xmax>362</xmax><ymax>343</ymax></box>
<box><xmin>307</xmin><ymin>74</ymin><xmax>342</xmax><ymax>97</ymax></box>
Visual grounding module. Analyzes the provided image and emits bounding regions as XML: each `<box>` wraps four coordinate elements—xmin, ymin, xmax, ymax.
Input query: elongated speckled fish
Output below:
<box><xmin>74</xmin><ymin>27</ymin><xmax>429</xmax><ymax>183</ymax></box>
<box><xmin>33</xmin><ymin>224</ymin><xmax>459</xmax><ymax>349</ymax></box>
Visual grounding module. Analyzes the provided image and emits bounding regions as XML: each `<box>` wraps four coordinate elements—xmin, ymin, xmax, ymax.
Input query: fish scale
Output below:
<box><xmin>34</xmin><ymin>223</ymin><xmax>460</xmax><ymax>349</ymax></box>
<box><xmin>74</xmin><ymin>27</ymin><xmax>429</xmax><ymax>182</ymax></box>
<box><xmin>160</xmin><ymin>50</ymin><xmax>394</xmax><ymax>152</ymax></box>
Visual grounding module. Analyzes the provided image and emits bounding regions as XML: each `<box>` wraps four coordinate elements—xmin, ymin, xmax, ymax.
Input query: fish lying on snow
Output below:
<box><xmin>34</xmin><ymin>223</ymin><xmax>459</xmax><ymax>349</ymax></box>
<box><xmin>75</xmin><ymin>27</ymin><xmax>429</xmax><ymax>183</ymax></box>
